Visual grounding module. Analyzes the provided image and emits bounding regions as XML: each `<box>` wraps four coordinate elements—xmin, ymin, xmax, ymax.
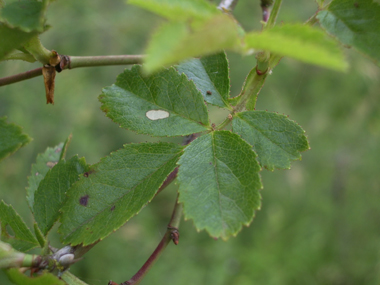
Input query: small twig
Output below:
<box><xmin>0</xmin><ymin>55</ymin><xmax>144</xmax><ymax>87</ymax></box>
<box><xmin>109</xmin><ymin>196</ymin><xmax>183</xmax><ymax>285</ymax></box>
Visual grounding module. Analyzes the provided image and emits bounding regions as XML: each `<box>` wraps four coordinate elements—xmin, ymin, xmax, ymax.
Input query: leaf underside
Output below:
<box><xmin>99</xmin><ymin>65</ymin><xmax>210</xmax><ymax>137</ymax></box>
<box><xmin>232</xmin><ymin>111</ymin><xmax>310</xmax><ymax>171</ymax></box>
<box><xmin>317</xmin><ymin>0</ymin><xmax>380</xmax><ymax>66</ymax></box>
<box><xmin>129</xmin><ymin>0</ymin><xmax>219</xmax><ymax>22</ymax></box>
<box><xmin>0</xmin><ymin>117</ymin><xmax>31</xmax><ymax>162</ymax></box>
<box><xmin>144</xmin><ymin>14</ymin><xmax>242</xmax><ymax>73</ymax></box>
<box><xmin>245</xmin><ymin>24</ymin><xmax>348</xmax><ymax>71</ymax></box>
<box><xmin>59</xmin><ymin>142</ymin><xmax>184</xmax><ymax>246</ymax></box>
<box><xmin>26</xmin><ymin>143</ymin><xmax>65</xmax><ymax>210</ymax></box>
<box><xmin>177</xmin><ymin>131</ymin><xmax>262</xmax><ymax>240</ymax></box>
<box><xmin>176</xmin><ymin>52</ymin><xmax>231</xmax><ymax>109</ymax></box>
<box><xmin>0</xmin><ymin>201</ymin><xmax>39</xmax><ymax>252</ymax></box>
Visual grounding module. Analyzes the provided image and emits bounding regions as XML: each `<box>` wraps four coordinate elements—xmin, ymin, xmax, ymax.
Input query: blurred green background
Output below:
<box><xmin>1</xmin><ymin>1</ymin><xmax>380</xmax><ymax>284</ymax></box>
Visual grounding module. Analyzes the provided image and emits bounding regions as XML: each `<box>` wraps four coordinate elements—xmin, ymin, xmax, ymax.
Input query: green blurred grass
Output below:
<box><xmin>1</xmin><ymin>0</ymin><xmax>380</xmax><ymax>284</ymax></box>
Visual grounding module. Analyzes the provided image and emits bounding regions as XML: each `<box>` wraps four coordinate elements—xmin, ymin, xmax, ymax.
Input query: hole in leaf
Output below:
<box><xmin>46</xmin><ymin>161</ymin><xmax>57</xmax><ymax>168</ymax></box>
<box><xmin>146</xmin><ymin>110</ymin><xmax>169</xmax><ymax>120</ymax></box>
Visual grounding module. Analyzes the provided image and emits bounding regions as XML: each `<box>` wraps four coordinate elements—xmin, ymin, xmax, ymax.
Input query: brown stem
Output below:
<box><xmin>0</xmin><ymin>55</ymin><xmax>144</xmax><ymax>87</ymax></box>
<box><xmin>109</xmin><ymin>196</ymin><xmax>183</xmax><ymax>285</ymax></box>
<box><xmin>155</xmin><ymin>134</ymin><xmax>198</xmax><ymax>196</ymax></box>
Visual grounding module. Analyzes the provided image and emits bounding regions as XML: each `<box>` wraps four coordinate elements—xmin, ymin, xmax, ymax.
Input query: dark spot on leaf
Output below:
<box><xmin>83</xmin><ymin>170</ymin><xmax>95</xmax><ymax>177</ymax></box>
<box><xmin>79</xmin><ymin>195</ymin><xmax>89</xmax><ymax>206</ymax></box>
<box><xmin>111</xmin><ymin>205</ymin><xmax>115</xmax><ymax>211</ymax></box>
<box><xmin>354</xmin><ymin>2</ymin><xmax>359</xmax><ymax>8</ymax></box>
<box><xmin>206</xmin><ymin>90</ymin><xmax>212</xmax><ymax>95</ymax></box>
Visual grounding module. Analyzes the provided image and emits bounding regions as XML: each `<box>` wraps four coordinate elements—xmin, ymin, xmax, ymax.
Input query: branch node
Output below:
<box><xmin>168</xmin><ymin>226</ymin><xmax>180</xmax><ymax>245</ymax></box>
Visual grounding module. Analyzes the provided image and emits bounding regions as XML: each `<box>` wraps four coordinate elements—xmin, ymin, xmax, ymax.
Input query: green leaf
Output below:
<box><xmin>59</xmin><ymin>142</ymin><xmax>184</xmax><ymax>246</ymax></box>
<box><xmin>5</xmin><ymin>268</ymin><xmax>66</xmax><ymax>285</ymax></box>
<box><xmin>0</xmin><ymin>117</ymin><xmax>31</xmax><ymax>162</ymax></box>
<box><xmin>99</xmin><ymin>65</ymin><xmax>210</xmax><ymax>137</ymax></box>
<box><xmin>317</xmin><ymin>0</ymin><xmax>380</xmax><ymax>66</ymax></box>
<box><xmin>0</xmin><ymin>24</ymin><xmax>37</xmax><ymax>61</ymax></box>
<box><xmin>129</xmin><ymin>0</ymin><xmax>219</xmax><ymax>22</ymax></box>
<box><xmin>34</xmin><ymin>156</ymin><xmax>89</xmax><ymax>236</ymax></box>
<box><xmin>0</xmin><ymin>201</ymin><xmax>39</xmax><ymax>252</ymax></box>
<box><xmin>26</xmin><ymin>143</ymin><xmax>65</xmax><ymax>211</ymax></box>
<box><xmin>0</xmin><ymin>0</ymin><xmax>46</xmax><ymax>32</ymax></box>
<box><xmin>177</xmin><ymin>131</ymin><xmax>262</xmax><ymax>240</ymax></box>
<box><xmin>232</xmin><ymin>111</ymin><xmax>310</xmax><ymax>171</ymax></box>
<box><xmin>176</xmin><ymin>52</ymin><xmax>231</xmax><ymax>109</ymax></box>
<box><xmin>245</xmin><ymin>23</ymin><xmax>348</xmax><ymax>71</ymax></box>
<box><xmin>144</xmin><ymin>14</ymin><xmax>242</xmax><ymax>73</ymax></box>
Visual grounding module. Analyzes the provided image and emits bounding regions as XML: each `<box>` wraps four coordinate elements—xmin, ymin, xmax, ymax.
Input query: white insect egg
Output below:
<box><xmin>146</xmin><ymin>110</ymin><xmax>170</xmax><ymax>120</ymax></box>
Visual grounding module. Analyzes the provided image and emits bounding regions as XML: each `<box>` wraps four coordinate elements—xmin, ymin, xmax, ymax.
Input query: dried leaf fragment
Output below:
<box><xmin>42</xmin><ymin>65</ymin><xmax>56</xmax><ymax>104</ymax></box>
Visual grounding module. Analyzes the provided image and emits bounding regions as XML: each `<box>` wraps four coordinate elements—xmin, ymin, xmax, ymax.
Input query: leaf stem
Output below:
<box><xmin>0</xmin><ymin>55</ymin><xmax>144</xmax><ymax>87</ymax></box>
<box><xmin>109</xmin><ymin>196</ymin><xmax>183</xmax><ymax>285</ymax></box>
<box><xmin>234</xmin><ymin>54</ymin><xmax>282</xmax><ymax>112</ymax></box>
<box><xmin>23</xmin><ymin>36</ymin><xmax>52</xmax><ymax>65</ymax></box>
<box><xmin>265</xmin><ymin>0</ymin><xmax>282</xmax><ymax>29</ymax></box>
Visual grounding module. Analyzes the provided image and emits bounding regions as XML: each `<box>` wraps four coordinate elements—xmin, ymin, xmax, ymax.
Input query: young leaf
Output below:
<box><xmin>0</xmin><ymin>117</ymin><xmax>31</xmax><ymax>162</ymax></box>
<box><xmin>232</xmin><ymin>111</ymin><xmax>310</xmax><ymax>171</ymax></box>
<box><xmin>177</xmin><ymin>131</ymin><xmax>262</xmax><ymax>240</ymax></box>
<box><xmin>99</xmin><ymin>65</ymin><xmax>210</xmax><ymax>137</ymax></box>
<box><xmin>59</xmin><ymin>142</ymin><xmax>184</xmax><ymax>246</ymax></box>
<box><xmin>129</xmin><ymin>0</ymin><xmax>219</xmax><ymax>22</ymax></box>
<box><xmin>0</xmin><ymin>201</ymin><xmax>39</xmax><ymax>252</ymax></box>
<box><xmin>5</xmin><ymin>268</ymin><xmax>66</xmax><ymax>285</ymax></box>
<box><xmin>0</xmin><ymin>0</ymin><xmax>46</xmax><ymax>33</ymax></box>
<box><xmin>26</xmin><ymin>142</ymin><xmax>65</xmax><ymax>210</ymax></box>
<box><xmin>245</xmin><ymin>24</ymin><xmax>348</xmax><ymax>71</ymax></box>
<box><xmin>0</xmin><ymin>24</ymin><xmax>37</xmax><ymax>61</ymax></box>
<box><xmin>33</xmin><ymin>156</ymin><xmax>89</xmax><ymax>236</ymax></box>
<box><xmin>317</xmin><ymin>0</ymin><xmax>380</xmax><ymax>66</ymax></box>
<box><xmin>176</xmin><ymin>52</ymin><xmax>232</xmax><ymax>109</ymax></box>
<box><xmin>144</xmin><ymin>14</ymin><xmax>242</xmax><ymax>73</ymax></box>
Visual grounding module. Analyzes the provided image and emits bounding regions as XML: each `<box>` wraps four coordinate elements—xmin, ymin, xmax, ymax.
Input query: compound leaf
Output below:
<box><xmin>176</xmin><ymin>52</ymin><xmax>231</xmax><ymax>109</ymax></box>
<box><xmin>177</xmin><ymin>131</ymin><xmax>262</xmax><ymax>240</ymax></box>
<box><xmin>100</xmin><ymin>65</ymin><xmax>210</xmax><ymax>137</ymax></box>
<box><xmin>317</xmin><ymin>0</ymin><xmax>380</xmax><ymax>66</ymax></box>
<box><xmin>0</xmin><ymin>201</ymin><xmax>39</xmax><ymax>252</ymax></box>
<box><xmin>26</xmin><ymin>142</ymin><xmax>67</xmax><ymax>210</ymax></box>
<box><xmin>129</xmin><ymin>0</ymin><xmax>219</xmax><ymax>22</ymax></box>
<box><xmin>34</xmin><ymin>156</ymin><xmax>89</xmax><ymax>236</ymax></box>
<box><xmin>59</xmin><ymin>142</ymin><xmax>184</xmax><ymax>246</ymax></box>
<box><xmin>245</xmin><ymin>23</ymin><xmax>348</xmax><ymax>71</ymax></box>
<box><xmin>144</xmin><ymin>14</ymin><xmax>242</xmax><ymax>73</ymax></box>
<box><xmin>0</xmin><ymin>117</ymin><xmax>31</xmax><ymax>162</ymax></box>
<box><xmin>232</xmin><ymin>111</ymin><xmax>310</xmax><ymax>171</ymax></box>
